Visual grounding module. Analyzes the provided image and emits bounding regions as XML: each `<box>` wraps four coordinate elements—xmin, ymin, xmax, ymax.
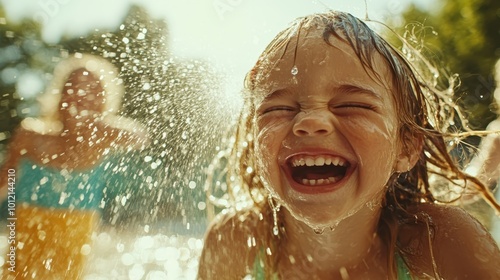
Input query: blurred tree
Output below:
<box><xmin>386</xmin><ymin>0</ymin><xmax>500</xmax><ymax>228</ymax></box>
<box><xmin>387</xmin><ymin>0</ymin><xmax>500</xmax><ymax>130</ymax></box>
<box><xmin>0</xmin><ymin>4</ymin><xmax>59</xmax><ymax>156</ymax></box>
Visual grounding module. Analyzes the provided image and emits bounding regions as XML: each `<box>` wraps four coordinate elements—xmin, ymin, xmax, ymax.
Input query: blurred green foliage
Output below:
<box><xmin>387</xmin><ymin>0</ymin><xmax>500</xmax><ymax>130</ymax></box>
<box><xmin>0</xmin><ymin>5</ymin><xmax>59</xmax><ymax>149</ymax></box>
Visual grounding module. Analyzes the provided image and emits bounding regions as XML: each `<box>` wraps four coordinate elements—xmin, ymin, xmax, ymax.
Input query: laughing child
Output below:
<box><xmin>198</xmin><ymin>11</ymin><xmax>500</xmax><ymax>279</ymax></box>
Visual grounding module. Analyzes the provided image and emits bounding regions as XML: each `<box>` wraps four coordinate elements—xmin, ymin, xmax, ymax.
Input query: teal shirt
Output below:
<box><xmin>16</xmin><ymin>158</ymin><xmax>107</xmax><ymax>210</ymax></box>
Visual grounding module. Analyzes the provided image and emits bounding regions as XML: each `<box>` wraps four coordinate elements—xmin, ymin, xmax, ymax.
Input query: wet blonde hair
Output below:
<box><xmin>208</xmin><ymin>11</ymin><xmax>500</xmax><ymax>279</ymax></box>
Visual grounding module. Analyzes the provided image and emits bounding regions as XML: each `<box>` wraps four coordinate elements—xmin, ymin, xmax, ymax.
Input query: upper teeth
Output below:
<box><xmin>291</xmin><ymin>155</ymin><xmax>346</xmax><ymax>167</ymax></box>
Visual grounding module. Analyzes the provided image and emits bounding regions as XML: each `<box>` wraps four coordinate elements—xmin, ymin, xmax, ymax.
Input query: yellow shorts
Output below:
<box><xmin>2</xmin><ymin>204</ymin><xmax>99</xmax><ymax>279</ymax></box>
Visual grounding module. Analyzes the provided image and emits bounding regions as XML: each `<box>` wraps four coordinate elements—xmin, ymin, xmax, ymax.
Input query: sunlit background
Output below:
<box><xmin>0</xmin><ymin>0</ymin><xmax>498</xmax><ymax>279</ymax></box>
<box><xmin>0</xmin><ymin>0</ymin><xmax>437</xmax><ymax>97</ymax></box>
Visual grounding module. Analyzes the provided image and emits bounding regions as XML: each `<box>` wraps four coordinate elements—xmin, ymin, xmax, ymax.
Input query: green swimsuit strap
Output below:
<box><xmin>396</xmin><ymin>253</ymin><xmax>412</xmax><ymax>280</ymax></box>
<box><xmin>253</xmin><ymin>251</ymin><xmax>265</xmax><ymax>280</ymax></box>
<box><xmin>252</xmin><ymin>249</ymin><xmax>278</xmax><ymax>280</ymax></box>
<box><xmin>253</xmin><ymin>248</ymin><xmax>412</xmax><ymax>279</ymax></box>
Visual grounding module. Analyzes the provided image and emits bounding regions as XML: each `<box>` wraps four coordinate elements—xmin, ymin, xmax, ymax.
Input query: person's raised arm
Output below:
<box><xmin>466</xmin><ymin>119</ymin><xmax>500</xmax><ymax>187</ymax></box>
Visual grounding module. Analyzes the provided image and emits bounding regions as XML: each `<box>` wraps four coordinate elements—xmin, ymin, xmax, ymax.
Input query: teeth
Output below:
<box><xmin>301</xmin><ymin>177</ymin><xmax>340</xmax><ymax>186</ymax></box>
<box><xmin>292</xmin><ymin>155</ymin><xmax>347</xmax><ymax>167</ymax></box>
<box><xmin>315</xmin><ymin>157</ymin><xmax>325</xmax><ymax>166</ymax></box>
<box><xmin>325</xmin><ymin>157</ymin><xmax>332</xmax><ymax>165</ymax></box>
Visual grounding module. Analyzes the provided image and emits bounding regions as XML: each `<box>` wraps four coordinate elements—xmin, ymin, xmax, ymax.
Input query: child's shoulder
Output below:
<box><xmin>399</xmin><ymin>203</ymin><xmax>500</xmax><ymax>278</ymax></box>
<box><xmin>208</xmin><ymin>206</ymin><xmax>264</xmax><ymax>233</ymax></box>
<box><xmin>198</xmin><ymin>207</ymin><xmax>263</xmax><ymax>280</ymax></box>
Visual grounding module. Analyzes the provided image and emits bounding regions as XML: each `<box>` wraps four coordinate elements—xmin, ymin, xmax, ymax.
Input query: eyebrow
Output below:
<box><xmin>260</xmin><ymin>89</ymin><xmax>290</xmax><ymax>102</ymax></box>
<box><xmin>333</xmin><ymin>84</ymin><xmax>383</xmax><ymax>100</ymax></box>
<box><xmin>259</xmin><ymin>84</ymin><xmax>383</xmax><ymax>103</ymax></box>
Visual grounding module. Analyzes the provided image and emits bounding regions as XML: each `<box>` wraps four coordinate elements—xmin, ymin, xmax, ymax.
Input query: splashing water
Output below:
<box><xmin>0</xmin><ymin>5</ymin><xmax>241</xmax><ymax>279</ymax></box>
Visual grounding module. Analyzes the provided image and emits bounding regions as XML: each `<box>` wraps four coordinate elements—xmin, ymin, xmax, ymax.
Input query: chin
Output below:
<box><xmin>279</xmin><ymin>185</ymin><xmax>385</xmax><ymax>230</ymax></box>
<box><xmin>281</xmin><ymin>198</ymin><xmax>353</xmax><ymax>228</ymax></box>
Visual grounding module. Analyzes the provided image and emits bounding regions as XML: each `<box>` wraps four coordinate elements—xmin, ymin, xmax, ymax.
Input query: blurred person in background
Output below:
<box><xmin>465</xmin><ymin>59</ymin><xmax>500</xmax><ymax>244</ymax></box>
<box><xmin>0</xmin><ymin>53</ymin><xmax>148</xmax><ymax>279</ymax></box>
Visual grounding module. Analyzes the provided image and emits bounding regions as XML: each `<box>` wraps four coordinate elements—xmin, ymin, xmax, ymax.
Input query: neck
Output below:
<box><xmin>279</xmin><ymin>206</ymin><xmax>387</xmax><ymax>278</ymax></box>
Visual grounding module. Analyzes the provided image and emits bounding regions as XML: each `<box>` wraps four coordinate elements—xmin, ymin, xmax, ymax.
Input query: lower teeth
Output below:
<box><xmin>301</xmin><ymin>177</ymin><xmax>337</xmax><ymax>186</ymax></box>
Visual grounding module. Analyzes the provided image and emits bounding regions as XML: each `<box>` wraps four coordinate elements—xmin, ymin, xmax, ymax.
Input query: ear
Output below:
<box><xmin>395</xmin><ymin>134</ymin><xmax>423</xmax><ymax>173</ymax></box>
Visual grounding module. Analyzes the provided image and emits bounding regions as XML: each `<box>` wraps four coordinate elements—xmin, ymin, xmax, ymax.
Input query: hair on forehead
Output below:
<box><xmin>245</xmin><ymin>11</ymin><xmax>409</xmax><ymax>94</ymax></box>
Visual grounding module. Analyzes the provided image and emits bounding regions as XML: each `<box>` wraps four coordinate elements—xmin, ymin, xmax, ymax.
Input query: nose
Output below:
<box><xmin>293</xmin><ymin>109</ymin><xmax>334</xmax><ymax>137</ymax></box>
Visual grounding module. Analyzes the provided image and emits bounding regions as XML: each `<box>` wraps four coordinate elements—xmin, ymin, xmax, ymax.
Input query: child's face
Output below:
<box><xmin>253</xmin><ymin>28</ymin><xmax>404</xmax><ymax>226</ymax></box>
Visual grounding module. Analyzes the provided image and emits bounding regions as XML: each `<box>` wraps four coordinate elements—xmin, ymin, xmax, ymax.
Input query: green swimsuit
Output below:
<box><xmin>252</xmin><ymin>250</ymin><xmax>412</xmax><ymax>279</ymax></box>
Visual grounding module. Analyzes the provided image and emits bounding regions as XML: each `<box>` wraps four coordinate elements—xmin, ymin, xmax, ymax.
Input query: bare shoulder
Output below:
<box><xmin>1</xmin><ymin>127</ymin><xmax>31</xmax><ymax>166</ymax></box>
<box><xmin>399</xmin><ymin>203</ymin><xmax>500</xmax><ymax>278</ymax></box>
<box><xmin>5</xmin><ymin>124</ymin><xmax>49</xmax><ymax>155</ymax></box>
<box><xmin>198</xmin><ymin>207</ymin><xmax>263</xmax><ymax>280</ymax></box>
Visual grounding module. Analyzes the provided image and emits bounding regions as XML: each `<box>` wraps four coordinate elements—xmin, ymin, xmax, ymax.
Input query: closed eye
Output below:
<box><xmin>262</xmin><ymin>106</ymin><xmax>297</xmax><ymax>114</ymax></box>
<box><xmin>333</xmin><ymin>103</ymin><xmax>376</xmax><ymax>110</ymax></box>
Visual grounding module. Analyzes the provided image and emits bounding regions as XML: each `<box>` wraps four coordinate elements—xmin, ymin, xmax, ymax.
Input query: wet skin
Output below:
<box><xmin>198</xmin><ymin>18</ymin><xmax>500</xmax><ymax>280</ymax></box>
<box><xmin>253</xmin><ymin>28</ymin><xmax>407</xmax><ymax>228</ymax></box>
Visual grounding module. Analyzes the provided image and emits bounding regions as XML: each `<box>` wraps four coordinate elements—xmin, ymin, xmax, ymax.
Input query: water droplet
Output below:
<box><xmin>116</xmin><ymin>242</ymin><xmax>125</xmax><ymax>253</ymax></box>
<box><xmin>273</xmin><ymin>226</ymin><xmax>279</xmax><ymax>236</ymax></box>
<box><xmin>313</xmin><ymin>227</ymin><xmax>324</xmax><ymax>234</ymax></box>
<box><xmin>266</xmin><ymin>247</ymin><xmax>272</xmax><ymax>255</ymax></box>
<box><xmin>39</xmin><ymin>176</ymin><xmax>48</xmax><ymax>185</ymax></box>
<box><xmin>37</xmin><ymin>230</ymin><xmax>46</xmax><ymax>241</ymax></box>
<box><xmin>339</xmin><ymin>267</ymin><xmax>350</xmax><ymax>279</ymax></box>
<box><xmin>197</xmin><ymin>201</ymin><xmax>206</xmax><ymax>210</ymax></box>
<box><xmin>188</xmin><ymin>181</ymin><xmax>196</xmax><ymax>189</ymax></box>
<box><xmin>121</xmin><ymin>252</ymin><xmax>135</xmax><ymax>266</ymax></box>
<box><xmin>80</xmin><ymin>244</ymin><xmax>92</xmax><ymax>255</ymax></box>
<box><xmin>291</xmin><ymin>65</ymin><xmax>298</xmax><ymax>76</ymax></box>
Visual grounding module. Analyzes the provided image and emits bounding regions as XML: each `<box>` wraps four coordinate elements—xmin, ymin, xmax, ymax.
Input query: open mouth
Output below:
<box><xmin>287</xmin><ymin>155</ymin><xmax>350</xmax><ymax>186</ymax></box>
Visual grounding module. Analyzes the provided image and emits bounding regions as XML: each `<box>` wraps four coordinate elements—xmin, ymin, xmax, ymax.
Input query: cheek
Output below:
<box><xmin>255</xmin><ymin>119</ymin><xmax>289</xmax><ymax>174</ymax></box>
<box><xmin>342</xmin><ymin>116</ymin><xmax>399</xmax><ymax>168</ymax></box>
<box><xmin>342</xmin><ymin>115</ymin><xmax>395</xmax><ymax>142</ymax></box>
<box><xmin>255</xmin><ymin>125</ymin><xmax>277</xmax><ymax>170</ymax></box>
